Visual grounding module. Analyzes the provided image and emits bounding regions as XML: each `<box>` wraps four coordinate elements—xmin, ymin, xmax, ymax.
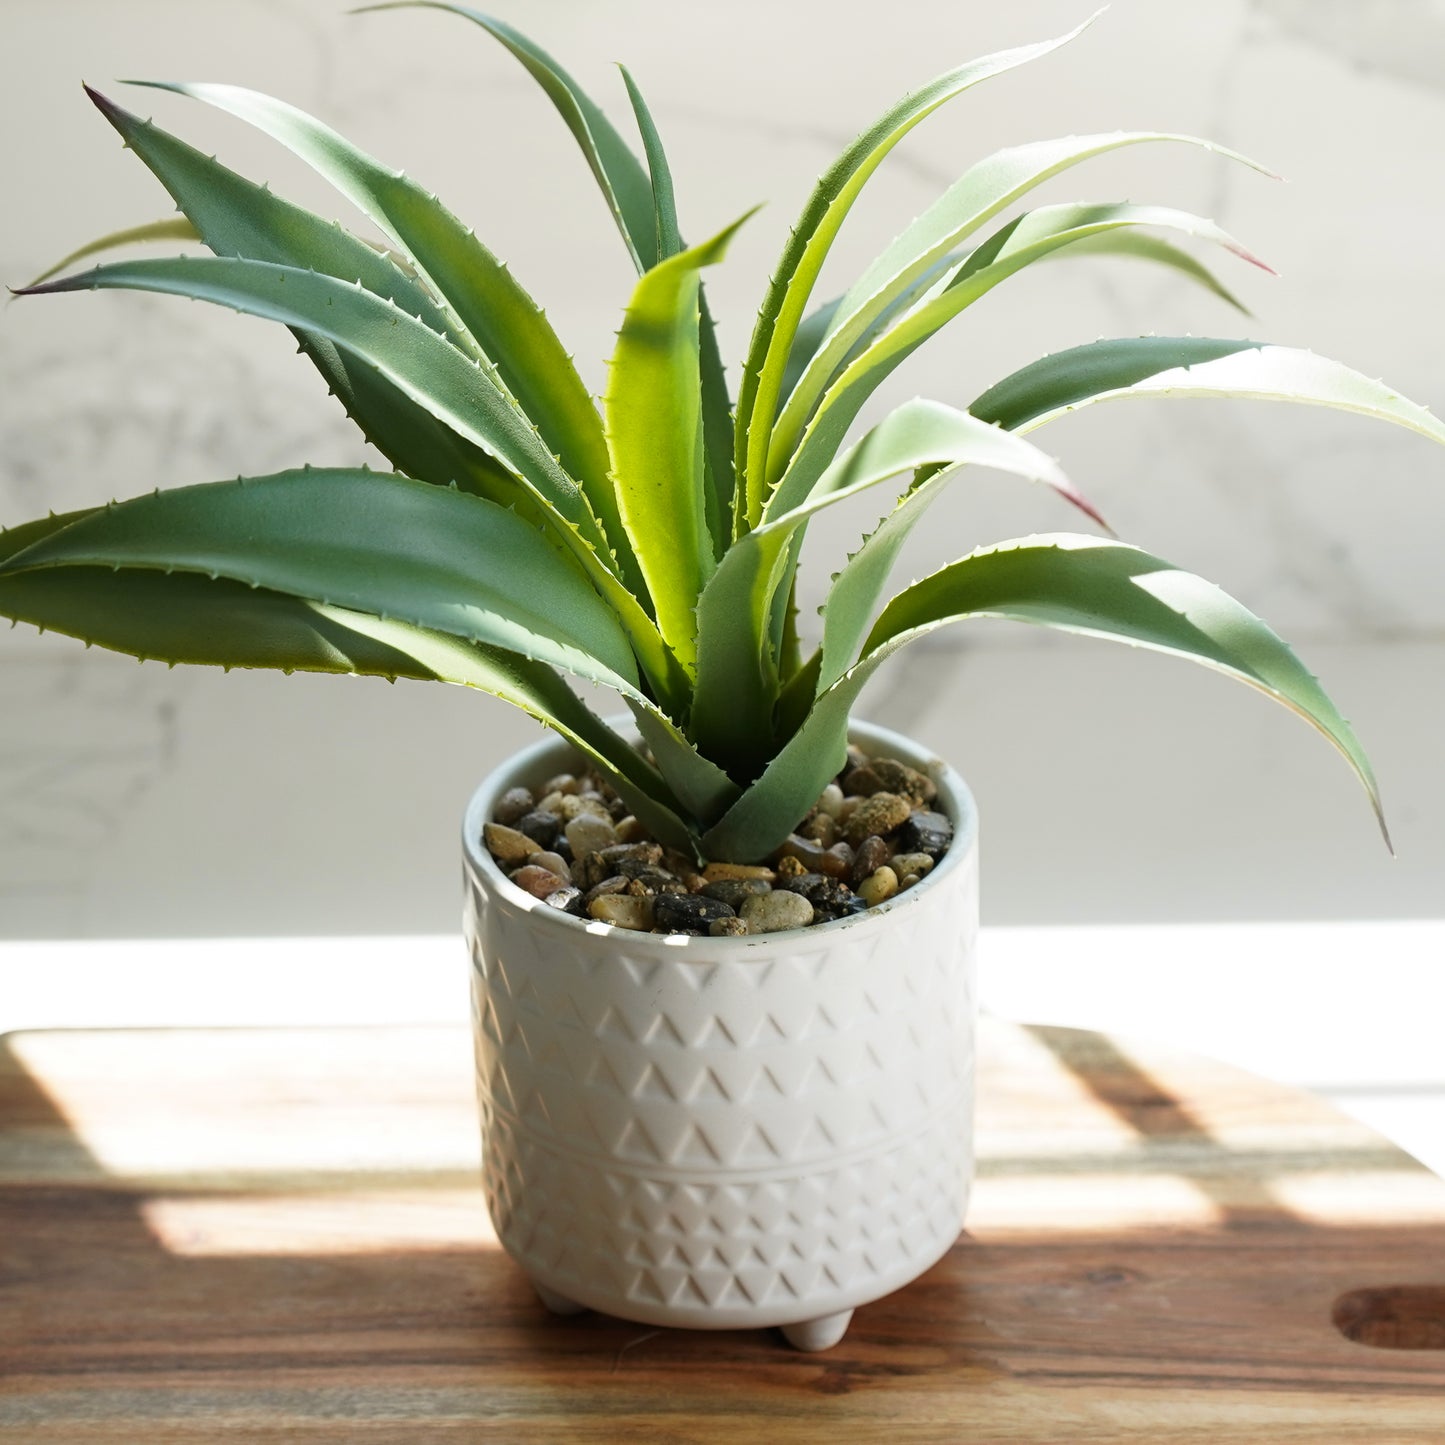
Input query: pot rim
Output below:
<box><xmin>462</xmin><ymin>717</ymin><xmax>977</xmax><ymax>957</ymax></box>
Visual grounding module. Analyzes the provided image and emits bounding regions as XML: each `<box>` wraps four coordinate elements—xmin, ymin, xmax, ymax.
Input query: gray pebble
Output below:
<box><xmin>565</xmin><ymin>812</ymin><xmax>617</xmax><ymax>858</ymax></box>
<box><xmin>515</xmin><ymin>809</ymin><xmax>561</xmax><ymax>850</ymax></box>
<box><xmin>493</xmin><ymin>787</ymin><xmax>534</xmax><ymax>825</ymax></box>
<box><xmin>897</xmin><ymin>809</ymin><xmax>953</xmax><ymax>857</ymax></box>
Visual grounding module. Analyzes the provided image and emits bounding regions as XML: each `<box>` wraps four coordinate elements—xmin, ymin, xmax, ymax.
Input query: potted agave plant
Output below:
<box><xmin>4</xmin><ymin>6</ymin><xmax>1442</xmax><ymax>1348</ymax></box>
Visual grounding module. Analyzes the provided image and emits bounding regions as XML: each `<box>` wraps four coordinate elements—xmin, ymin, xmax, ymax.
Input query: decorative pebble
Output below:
<box><xmin>583</xmin><ymin>875</ymin><xmax>630</xmax><ymax>904</ymax></box>
<box><xmin>602</xmin><ymin>842</ymin><xmax>665</xmax><ymax>868</ymax></box>
<box><xmin>565</xmin><ymin>812</ymin><xmax>617</xmax><ymax>858</ymax></box>
<box><xmin>702</xmin><ymin>862</ymin><xmax>775</xmax><ymax>883</ymax></box>
<box><xmin>511</xmin><ymin>864</ymin><xmax>569</xmax><ymax>900</ymax></box>
<box><xmin>654</xmin><ymin>893</ymin><xmax>736</xmax><ymax>931</ymax></box>
<box><xmin>858</xmin><ymin>866</ymin><xmax>899</xmax><ymax>907</ymax></box>
<box><xmin>588</xmin><ymin>894</ymin><xmax>655</xmax><ymax>930</ymax></box>
<box><xmin>493</xmin><ymin>787</ymin><xmax>534</xmax><ymax>825</ymax></box>
<box><xmin>701</xmin><ymin>878</ymin><xmax>772</xmax><ymax>908</ymax></box>
<box><xmin>741</xmin><ymin>890</ymin><xmax>814</xmax><ymax>933</ymax></box>
<box><xmin>528</xmin><ymin>851</ymin><xmax>571</xmax><ymax>880</ymax></box>
<box><xmin>797</xmin><ymin>812</ymin><xmax>838</xmax><ymax>847</ymax></box>
<box><xmin>870</xmin><ymin>758</ymin><xmax>936</xmax><ymax>806</ymax></box>
<box><xmin>889</xmin><ymin>852</ymin><xmax>935</xmax><ymax>880</ymax></box>
<box><xmin>773</xmin><ymin>833</ymin><xmax>850</xmax><ymax>878</ymax></box>
<box><xmin>897</xmin><ymin>809</ymin><xmax>953</xmax><ymax>857</ymax></box>
<box><xmin>483</xmin><ymin>823</ymin><xmax>537</xmax><ymax>865</ymax></box>
<box><xmin>489</xmin><ymin>745</ymin><xmax>953</xmax><ymax>938</ymax></box>
<box><xmin>845</xmin><ymin>792</ymin><xmax>911</xmax><ymax>845</ymax></box>
<box><xmin>559</xmin><ymin>793</ymin><xmax>612</xmax><ymax>822</ymax></box>
<box><xmin>850</xmin><ymin>834</ymin><xmax>891</xmax><ymax>885</ymax></box>
<box><xmin>515</xmin><ymin>809</ymin><xmax>561</xmax><ymax>850</ymax></box>
<box><xmin>544</xmin><ymin>886</ymin><xmax>584</xmax><ymax>915</ymax></box>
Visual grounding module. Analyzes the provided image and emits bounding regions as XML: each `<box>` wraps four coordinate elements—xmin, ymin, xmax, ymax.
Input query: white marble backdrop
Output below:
<box><xmin>2</xmin><ymin>0</ymin><xmax>1443</xmax><ymax>937</ymax></box>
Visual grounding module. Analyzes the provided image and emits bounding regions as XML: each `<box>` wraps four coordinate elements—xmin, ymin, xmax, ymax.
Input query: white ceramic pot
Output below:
<box><xmin>461</xmin><ymin>720</ymin><xmax>978</xmax><ymax>1351</ymax></box>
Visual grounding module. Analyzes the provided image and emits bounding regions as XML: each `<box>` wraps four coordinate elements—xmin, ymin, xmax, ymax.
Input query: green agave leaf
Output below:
<box><xmin>734</xmin><ymin>12</ymin><xmax>1099</xmax><ymax>528</ymax></box>
<box><xmin>969</xmin><ymin>337</ymin><xmax>1445</xmax><ymax>449</ymax></box>
<box><xmin>604</xmin><ymin>213</ymin><xmax>754</xmax><ymax>676</ymax></box>
<box><xmin>360</xmin><ymin>2</ymin><xmax>659</xmax><ymax>271</ymax></box>
<box><xmin>691</xmin><ymin>399</ymin><xmax>1082</xmax><ymax>776</ymax></box>
<box><xmin>125</xmin><ymin>79</ymin><xmax>628</xmax><ymax>583</ymax></box>
<box><xmin>613</xmin><ymin>63</ymin><xmax>739</xmax><ymax>560</ymax></box>
<box><xmin>22</xmin><ymin>215</ymin><xmax>199</xmax><ymax>288</ymax></box>
<box><xmin>619</xmin><ymin>65</ymin><xmax>681</xmax><ymax>263</ymax></box>
<box><xmin>813</xmin><ymin>409</ymin><xmax>1098</xmax><ymax>695</ymax></box>
<box><xmin>779</xmin><ymin>296</ymin><xmax>843</xmax><ymax>408</ymax></box>
<box><xmin>772</xmin><ymin>135</ymin><xmax>1274</xmax><ymax>481</ymax></box>
<box><xmin>0</xmin><ymin>513</ymin><xmax>697</xmax><ymax>851</ymax></box>
<box><xmin>767</xmin><ymin>203</ymin><xmax>1267</xmax><ymax>524</ymax></box>
<box><xmin>702</xmin><ymin>533</ymin><xmax>1384</xmax><ymax>859</ymax></box>
<box><xmin>1042</xmin><ymin>228</ymin><xmax>1252</xmax><ymax>314</ymax></box>
<box><xmin>0</xmin><ymin>469</ymin><xmax>642</xmax><ymax>691</ymax></box>
<box><xmin>14</xmin><ymin>255</ymin><xmax>684</xmax><ymax>705</ymax></box>
<box><xmin>79</xmin><ymin>89</ymin><xmax>523</xmax><ymax>505</ymax></box>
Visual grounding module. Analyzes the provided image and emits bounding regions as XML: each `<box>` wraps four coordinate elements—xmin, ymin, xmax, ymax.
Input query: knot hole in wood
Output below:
<box><xmin>1332</xmin><ymin>1286</ymin><xmax>1445</xmax><ymax>1350</ymax></box>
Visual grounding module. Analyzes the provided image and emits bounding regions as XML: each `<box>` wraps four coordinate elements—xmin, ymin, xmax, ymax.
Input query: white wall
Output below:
<box><xmin>2</xmin><ymin>0</ymin><xmax>1443</xmax><ymax>937</ymax></box>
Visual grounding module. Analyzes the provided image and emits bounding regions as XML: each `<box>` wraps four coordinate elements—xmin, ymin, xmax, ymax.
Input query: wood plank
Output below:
<box><xmin>1</xmin><ymin>1019</ymin><xmax>1443</xmax><ymax>1441</ymax></box>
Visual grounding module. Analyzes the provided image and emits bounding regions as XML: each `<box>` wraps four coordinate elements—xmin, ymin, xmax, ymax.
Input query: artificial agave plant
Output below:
<box><xmin>5</xmin><ymin>6</ymin><xmax>1443</xmax><ymax>861</ymax></box>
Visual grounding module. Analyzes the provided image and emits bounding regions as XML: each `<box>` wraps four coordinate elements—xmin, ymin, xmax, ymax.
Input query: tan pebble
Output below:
<box><xmin>493</xmin><ymin>787</ymin><xmax>535</xmax><ymax>825</ymax></box>
<box><xmin>889</xmin><ymin>852</ymin><xmax>935</xmax><ymax>879</ymax></box>
<box><xmin>511</xmin><ymin>864</ymin><xmax>568</xmax><ymax>900</ymax></box>
<box><xmin>774</xmin><ymin>854</ymin><xmax>808</xmax><ymax>879</ymax></box>
<box><xmin>701</xmin><ymin>862</ymin><xmax>776</xmax><ymax>882</ymax></box>
<box><xmin>817</xmin><ymin>783</ymin><xmax>845</xmax><ymax>819</ymax></box>
<box><xmin>869</xmin><ymin>758</ymin><xmax>937</xmax><ymax>806</ymax></box>
<box><xmin>528</xmin><ymin>850</ymin><xmax>571</xmax><ymax>880</ymax></box>
<box><xmin>559</xmin><ymin>793</ymin><xmax>611</xmax><ymax>822</ymax></box>
<box><xmin>483</xmin><ymin>823</ymin><xmax>536</xmax><ymax>865</ymax></box>
<box><xmin>587</xmin><ymin>894</ymin><xmax>655</xmax><ymax>930</ymax></box>
<box><xmin>798</xmin><ymin>812</ymin><xmax>838</xmax><ymax>847</ymax></box>
<box><xmin>845</xmin><ymin>792</ymin><xmax>911</xmax><ymax>846</ymax></box>
<box><xmin>858</xmin><ymin>866</ymin><xmax>899</xmax><ymax>907</ymax></box>
<box><xmin>740</xmin><ymin>890</ymin><xmax>814</xmax><ymax>933</ymax></box>
<box><xmin>837</xmin><ymin>796</ymin><xmax>863</xmax><ymax>824</ymax></box>
<box><xmin>536</xmin><ymin>790</ymin><xmax>569</xmax><ymax>817</ymax></box>
<box><xmin>709</xmin><ymin>916</ymin><xmax>750</xmax><ymax>937</ymax></box>
<box><xmin>899</xmin><ymin>873</ymin><xmax>922</xmax><ymax>890</ymax></box>
<box><xmin>615</xmin><ymin>815</ymin><xmax>648</xmax><ymax>844</ymax></box>
<box><xmin>541</xmin><ymin>772</ymin><xmax>581</xmax><ymax>796</ymax></box>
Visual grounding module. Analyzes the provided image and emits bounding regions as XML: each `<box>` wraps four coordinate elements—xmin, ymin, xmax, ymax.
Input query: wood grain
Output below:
<box><xmin>2</xmin><ymin>1018</ymin><xmax>1443</xmax><ymax>1442</ymax></box>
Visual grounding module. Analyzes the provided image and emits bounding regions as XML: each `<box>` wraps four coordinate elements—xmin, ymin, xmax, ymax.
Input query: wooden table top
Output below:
<box><xmin>2</xmin><ymin>1018</ymin><xmax>1444</xmax><ymax>1442</ymax></box>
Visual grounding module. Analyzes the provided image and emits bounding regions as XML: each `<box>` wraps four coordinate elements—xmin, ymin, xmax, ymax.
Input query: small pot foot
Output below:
<box><xmin>781</xmin><ymin>1308</ymin><xmax>854</xmax><ymax>1351</ymax></box>
<box><xmin>533</xmin><ymin>1282</ymin><xmax>588</xmax><ymax>1316</ymax></box>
